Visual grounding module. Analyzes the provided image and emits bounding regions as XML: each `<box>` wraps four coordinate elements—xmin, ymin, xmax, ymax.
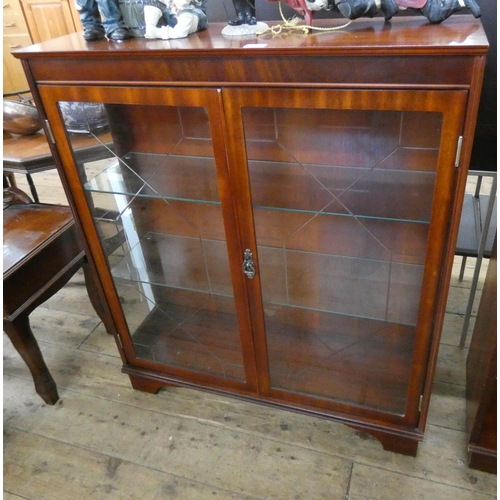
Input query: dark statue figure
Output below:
<box><xmin>229</xmin><ymin>0</ymin><xmax>256</xmax><ymax>25</ymax></box>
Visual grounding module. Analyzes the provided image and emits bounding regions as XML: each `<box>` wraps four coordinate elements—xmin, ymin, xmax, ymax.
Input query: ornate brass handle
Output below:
<box><xmin>242</xmin><ymin>249</ymin><xmax>255</xmax><ymax>279</ymax></box>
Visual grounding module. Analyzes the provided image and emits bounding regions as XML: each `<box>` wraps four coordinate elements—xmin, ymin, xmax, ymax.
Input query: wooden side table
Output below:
<box><xmin>3</xmin><ymin>198</ymin><xmax>113</xmax><ymax>404</ymax></box>
<box><xmin>3</xmin><ymin>130</ymin><xmax>113</xmax><ymax>203</ymax></box>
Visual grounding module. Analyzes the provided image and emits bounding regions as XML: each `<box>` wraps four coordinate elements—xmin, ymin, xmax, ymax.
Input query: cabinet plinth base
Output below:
<box><xmin>123</xmin><ymin>366</ymin><xmax>421</xmax><ymax>456</ymax></box>
<box><xmin>347</xmin><ymin>423</ymin><xmax>421</xmax><ymax>457</ymax></box>
<box><xmin>127</xmin><ymin>372</ymin><xmax>177</xmax><ymax>394</ymax></box>
<box><xmin>468</xmin><ymin>447</ymin><xmax>497</xmax><ymax>474</ymax></box>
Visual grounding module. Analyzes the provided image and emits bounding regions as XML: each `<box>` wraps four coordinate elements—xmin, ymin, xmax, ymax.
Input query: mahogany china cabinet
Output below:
<box><xmin>15</xmin><ymin>15</ymin><xmax>488</xmax><ymax>456</ymax></box>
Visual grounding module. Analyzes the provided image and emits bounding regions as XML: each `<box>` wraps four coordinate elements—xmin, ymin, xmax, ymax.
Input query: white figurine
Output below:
<box><xmin>144</xmin><ymin>0</ymin><xmax>206</xmax><ymax>40</ymax></box>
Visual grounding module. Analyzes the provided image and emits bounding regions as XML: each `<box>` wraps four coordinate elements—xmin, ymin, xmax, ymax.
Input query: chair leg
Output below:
<box><xmin>459</xmin><ymin>176</ymin><xmax>497</xmax><ymax>348</ymax></box>
<box><xmin>458</xmin><ymin>256</ymin><xmax>467</xmax><ymax>281</ymax></box>
<box><xmin>3</xmin><ymin>315</ymin><xmax>59</xmax><ymax>405</ymax></box>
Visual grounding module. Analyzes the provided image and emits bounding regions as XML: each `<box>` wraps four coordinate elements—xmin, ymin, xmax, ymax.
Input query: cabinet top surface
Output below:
<box><xmin>14</xmin><ymin>15</ymin><xmax>488</xmax><ymax>59</ymax></box>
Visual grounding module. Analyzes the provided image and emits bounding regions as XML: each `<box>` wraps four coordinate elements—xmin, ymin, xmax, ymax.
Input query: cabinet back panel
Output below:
<box><xmin>263</xmin><ymin>305</ymin><xmax>415</xmax><ymax>414</ymax></box>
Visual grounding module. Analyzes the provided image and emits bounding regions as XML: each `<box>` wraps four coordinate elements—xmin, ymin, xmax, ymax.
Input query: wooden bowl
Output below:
<box><xmin>3</xmin><ymin>100</ymin><xmax>42</xmax><ymax>135</ymax></box>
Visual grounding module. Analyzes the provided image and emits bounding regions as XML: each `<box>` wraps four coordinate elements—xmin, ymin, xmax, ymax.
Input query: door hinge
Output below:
<box><xmin>115</xmin><ymin>334</ymin><xmax>123</xmax><ymax>350</ymax></box>
<box><xmin>454</xmin><ymin>135</ymin><xmax>463</xmax><ymax>168</ymax></box>
<box><xmin>418</xmin><ymin>394</ymin><xmax>424</xmax><ymax>412</ymax></box>
<box><xmin>44</xmin><ymin>119</ymin><xmax>55</xmax><ymax>144</ymax></box>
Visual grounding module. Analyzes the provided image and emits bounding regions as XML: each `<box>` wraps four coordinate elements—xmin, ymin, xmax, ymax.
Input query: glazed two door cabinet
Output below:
<box><xmin>16</xmin><ymin>15</ymin><xmax>488</xmax><ymax>456</ymax></box>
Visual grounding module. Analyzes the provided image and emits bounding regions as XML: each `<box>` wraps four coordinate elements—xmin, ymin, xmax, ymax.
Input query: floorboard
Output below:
<box><xmin>4</xmin><ymin>170</ymin><xmax>497</xmax><ymax>499</ymax></box>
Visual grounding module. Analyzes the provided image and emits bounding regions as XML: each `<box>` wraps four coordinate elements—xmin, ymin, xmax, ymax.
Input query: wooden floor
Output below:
<box><xmin>3</xmin><ymin>171</ymin><xmax>497</xmax><ymax>499</ymax></box>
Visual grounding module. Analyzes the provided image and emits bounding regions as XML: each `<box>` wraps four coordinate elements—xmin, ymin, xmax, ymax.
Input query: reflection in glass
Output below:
<box><xmin>60</xmin><ymin>101</ymin><xmax>245</xmax><ymax>382</ymax></box>
<box><xmin>243</xmin><ymin>107</ymin><xmax>442</xmax><ymax>414</ymax></box>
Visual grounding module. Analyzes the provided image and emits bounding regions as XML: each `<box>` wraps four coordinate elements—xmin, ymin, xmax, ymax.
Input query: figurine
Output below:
<box><xmin>419</xmin><ymin>0</ymin><xmax>481</xmax><ymax>23</ymax></box>
<box><xmin>229</xmin><ymin>0</ymin><xmax>257</xmax><ymax>25</ymax></box>
<box><xmin>144</xmin><ymin>0</ymin><xmax>207</xmax><ymax>39</ymax></box>
<box><xmin>222</xmin><ymin>0</ymin><xmax>269</xmax><ymax>36</ymax></box>
<box><xmin>76</xmin><ymin>0</ymin><xmax>131</xmax><ymax>41</ymax></box>
<box><xmin>266</xmin><ymin>0</ymin><xmax>480</xmax><ymax>24</ymax></box>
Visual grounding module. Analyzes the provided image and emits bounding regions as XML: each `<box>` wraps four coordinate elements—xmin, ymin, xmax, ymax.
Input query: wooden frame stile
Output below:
<box><xmin>466</xmin><ymin>239</ymin><xmax>496</xmax><ymax>473</ymax></box>
<box><xmin>402</xmin><ymin>89</ymin><xmax>468</xmax><ymax>427</ymax></box>
<box><xmin>220</xmin><ymin>88</ymin><xmax>272</xmax><ymax>398</ymax></box>
<box><xmin>215</xmin><ymin>89</ymin><xmax>263</xmax><ymax>396</ymax></box>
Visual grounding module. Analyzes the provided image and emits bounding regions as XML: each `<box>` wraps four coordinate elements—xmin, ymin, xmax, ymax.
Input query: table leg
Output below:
<box><xmin>26</xmin><ymin>173</ymin><xmax>40</xmax><ymax>203</ymax></box>
<box><xmin>3</xmin><ymin>315</ymin><xmax>59</xmax><ymax>405</ymax></box>
<box><xmin>3</xmin><ymin>173</ymin><xmax>17</xmax><ymax>188</ymax></box>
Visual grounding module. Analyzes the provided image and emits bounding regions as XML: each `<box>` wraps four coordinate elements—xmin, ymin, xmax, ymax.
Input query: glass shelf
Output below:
<box><xmin>82</xmin><ymin>150</ymin><xmax>435</xmax><ymax>225</ymax></box>
<box><xmin>83</xmin><ymin>152</ymin><xmax>221</xmax><ymax>206</ymax></box>
<box><xmin>111</xmin><ymin>230</ymin><xmax>234</xmax><ymax>297</ymax></box>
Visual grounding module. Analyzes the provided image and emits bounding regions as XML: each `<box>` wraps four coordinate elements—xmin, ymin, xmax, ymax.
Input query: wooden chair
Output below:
<box><xmin>3</xmin><ymin>188</ymin><xmax>113</xmax><ymax>404</ymax></box>
<box><xmin>456</xmin><ymin>172</ymin><xmax>497</xmax><ymax>347</ymax></box>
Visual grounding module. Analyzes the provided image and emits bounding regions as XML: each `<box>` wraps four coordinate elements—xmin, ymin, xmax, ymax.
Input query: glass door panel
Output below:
<box><xmin>59</xmin><ymin>100</ymin><xmax>246</xmax><ymax>383</ymax></box>
<box><xmin>242</xmin><ymin>105</ymin><xmax>443</xmax><ymax>414</ymax></box>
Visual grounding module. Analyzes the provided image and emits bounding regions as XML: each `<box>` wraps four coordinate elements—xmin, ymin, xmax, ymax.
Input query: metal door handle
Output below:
<box><xmin>243</xmin><ymin>249</ymin><xmax>255</xmax><ymax>279</ymax></box>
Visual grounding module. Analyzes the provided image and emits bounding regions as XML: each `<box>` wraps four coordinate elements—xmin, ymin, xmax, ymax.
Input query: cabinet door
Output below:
<box><xmin>223</xmin><ymin>88</ymin><xmax>467</xmax><ymax>423</ymax></box>
<box><xmin>3</xmin><ymin>0</ymin><xmax>32</xmax><ymax>93</ymax></box>
<box><xmin>21</xmin><ymin>0</ymin><xmax>79</xmax><ymax>43</ymax></box>
<box><xmin>39</xmin><ymin>86</ymin><xmax>258</xmax><ymax>393</ymax></box>
<box><xmin>3</xmin><ymin>34</ymin><xmax>32</xmax><ymax>93</ymax></box>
